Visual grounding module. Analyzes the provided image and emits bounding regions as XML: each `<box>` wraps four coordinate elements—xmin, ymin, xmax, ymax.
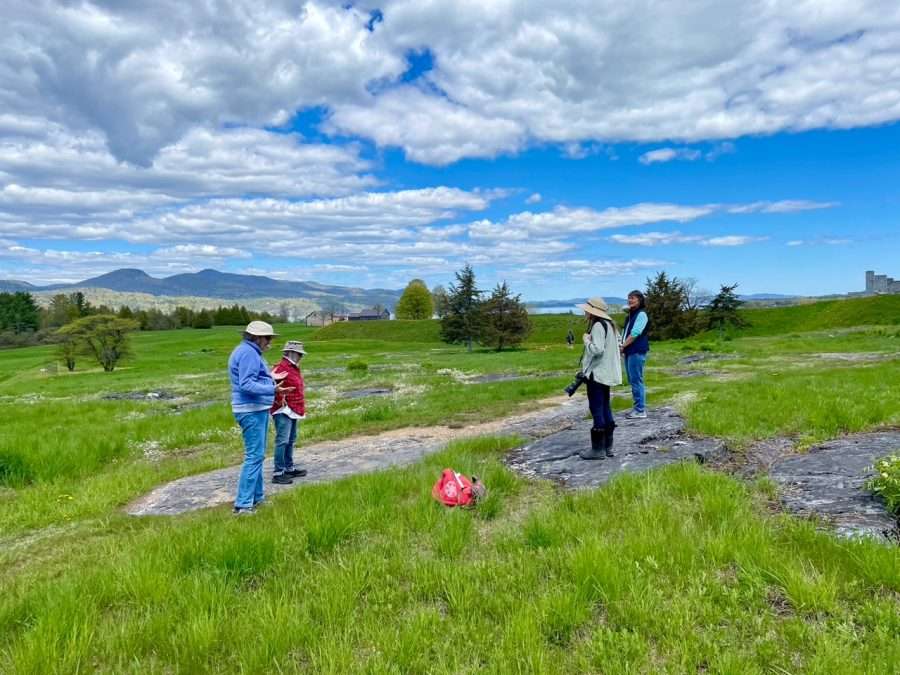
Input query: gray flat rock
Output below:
<box><xmin>127</xmin><ymin>397</ymin><xmax>587</xmax><ymax>516</ymax></box>
<box><xmin>769</xmin><ymin>432</ymin><xmax>899</xmax><ymax>541</ymax></box>
<box><xmin>505</xmin><ymin>407</ymin><xmax>725</xmax><ymax>489</ymax></box>
<box><xmin>340</xmin><ymin>387</ymin><xmax>393</xmax><ymax>400</ymax></box>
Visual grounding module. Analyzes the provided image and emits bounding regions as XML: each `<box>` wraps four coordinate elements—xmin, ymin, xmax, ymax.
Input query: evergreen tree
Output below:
<box><xmin>117</xmin><ymin>305</ymin><xmax>135</xmax><ymax>320</ymax></box>
<box><xmin>45</xmin><ymin>294</ymin><xmax>75</xmax><ymax>328</ymax></box>
<box><xmin>191</xmin><ymin>309</ymin><xmax>214</xmax><ymax>329</ymax></box>
<box><xmin>706</xmin><ymin>283</ymin><xmax>746</xmax><ymax>334</ymax></box>
<box><xmin>644</xmin><ymin>271</ymin><xmax>693</xmax><ymax>340</ymax></box>
<box><xmin>69</xmin><ymin>291</ymin><xmax>91</xmax><ymax>317</ymax></box>
<box><xmin>395</xmin><ymin>279</ymin><xmax>434</xmax><ymax>319</ymax></box>
<box><xmin>440</xmin><ymin>264</ymin><xmax>484</xmax><ymax>351</ymax></box>
<box><xmin>480</xmin><ymin>281</ymin><xmax>532</xmax><ymax>351</ymax></box>
<box><xmin>174</xmin><ymin>306</ymin><xmax>194</xmax><ymax>328</ymax></box>
<box><xmin>0</xmin><ymin>292</ymin><xmax>40</xmax><ymax>333</ymax></box>
<box><xmin>431</xmin><ymin>285</ymin><xmax>450</xmax><ymax>318</ymax></box>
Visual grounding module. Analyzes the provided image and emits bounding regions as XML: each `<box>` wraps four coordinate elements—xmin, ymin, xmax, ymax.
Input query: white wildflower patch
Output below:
<box><xmin>436</xmin><ymin>368</ymin><xmax>468</xmax><ymax>383</ymax></box>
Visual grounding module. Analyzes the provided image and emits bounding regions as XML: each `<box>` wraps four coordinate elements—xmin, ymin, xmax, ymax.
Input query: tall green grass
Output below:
<box><xmin>686</xmin><ymin>361</ymin><xmax>900</xmax><ymax>446</ymax></box>
<box><xmin>1</xmin><ymin>439</ymin><xmax>897</xmax><ymax>673</ymax></box>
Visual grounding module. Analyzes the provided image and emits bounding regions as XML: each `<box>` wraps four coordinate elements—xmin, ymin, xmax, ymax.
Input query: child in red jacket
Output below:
<box><xmin>270</xmin><ymin>340</ymin><xmax>307</xmax><ymax>484</ymax></box>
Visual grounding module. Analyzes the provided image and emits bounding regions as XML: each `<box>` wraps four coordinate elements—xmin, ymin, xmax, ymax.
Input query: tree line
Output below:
<box><xmin>642</xmin><ymin>272</ymin><xmax>746</xmax><ymax>340</ymax></box>
<box><xmin>396</xmin><ymin>267</ymin><xmax>747</xmax><ymax>348</ymax></box>
<box><xmin>0</xmin><ymin>291</ymin><xmax>280</xmax><ymax>348</ymax></box>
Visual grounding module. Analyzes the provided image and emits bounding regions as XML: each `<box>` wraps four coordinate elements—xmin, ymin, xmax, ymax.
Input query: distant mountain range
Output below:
<box><xmin>526</xmin><ymin>297</ymin><xmax>629</xmax><ymax>308</ymax></box>
<box><xmin>0</xmin><ymin>268</ymin><xmax>803</xmax><ymax>309</ymax></box>
<box><xmin>0</xmin><ymin>268</ymin><xmax>401</xmax><ymax>310</ymax></box>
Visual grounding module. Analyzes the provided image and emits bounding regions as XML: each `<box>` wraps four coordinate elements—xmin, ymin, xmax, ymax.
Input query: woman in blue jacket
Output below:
<box><xmin>620</xmin><ymin>290</ymin><xmax>650</xmax><ymax>419</ymax></box>
<box><xmin>228</xmin><ymin>320</ymin><xmax>288</xmax><ymax>514</ymax></box>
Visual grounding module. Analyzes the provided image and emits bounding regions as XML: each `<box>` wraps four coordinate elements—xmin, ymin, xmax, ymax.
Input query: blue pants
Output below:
<box><xmin>234</xmin><ymin>410</ymin><xmax>269</xmax><ymax>509</ymax></box>
<box><xmin>586</xmin><ymin>377</ymin><xmax>614</xmax><ymax>429</ymax></box>
<box><xmin>625</xmin><ymin>352</ymin><xmax>647</xmax><ymax>413</ymax></box>
<box><xmin>273</xmin><ymin>413</ymin><xmax>299</xmax><ymax>475</ymax></box>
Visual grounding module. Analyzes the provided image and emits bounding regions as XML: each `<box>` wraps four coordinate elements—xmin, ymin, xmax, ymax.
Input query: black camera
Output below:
<box><xmin>564</xmin><ymin>371</ymin><xmax>587</xmax><ymax>397</ymax></box>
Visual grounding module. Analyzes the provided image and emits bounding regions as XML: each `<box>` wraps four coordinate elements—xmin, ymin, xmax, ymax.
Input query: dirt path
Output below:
<box><xmin>126</xmin><ymin>395</ymin><xmax>586</xmax><ymax>516</ymax></box>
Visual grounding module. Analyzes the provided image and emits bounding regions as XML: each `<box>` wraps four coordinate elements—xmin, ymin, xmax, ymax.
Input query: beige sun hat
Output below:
<box><xmin>282</xmin><ymin>340</ymin><xmax>306</xmax><ymax>355</ymax></box>
<box><xmin>576</xmin><ymin>297</ymin><xmax>613</xmax><ymax>321</ymax></box>
<box><xmin>243</xmin><ymin>320</ymin><xmax>278</xmax><ymax>337</ymax></box>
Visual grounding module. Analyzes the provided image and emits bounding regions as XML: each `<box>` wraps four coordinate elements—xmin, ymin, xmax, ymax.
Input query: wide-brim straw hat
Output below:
<box><xmin>282</xmin><ymin>340</ymin><xmax>306</xmax><ymax>355</ymax></box>
<box><xmin>576</xmin><ymin>297</ymin><xmax>612</xmax><ymax>321</ymax></box>
<box><xmin>243</xmin><ymin>320</ymin><xmax>278</xmax><ymax>337</ymax></box>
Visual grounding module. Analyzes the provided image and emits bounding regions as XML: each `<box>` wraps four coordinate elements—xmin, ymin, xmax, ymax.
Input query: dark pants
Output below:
<box><xmin>586</xmin><ymin>377</ymin><xmax>614</xmax><ymax>429</ymax></box>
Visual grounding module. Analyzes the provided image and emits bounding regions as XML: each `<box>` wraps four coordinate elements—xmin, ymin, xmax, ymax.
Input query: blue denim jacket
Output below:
<box><xmin>228</xmin><ymin>339</ymin><xmax>275</xmax><ymax>411</ymax></box>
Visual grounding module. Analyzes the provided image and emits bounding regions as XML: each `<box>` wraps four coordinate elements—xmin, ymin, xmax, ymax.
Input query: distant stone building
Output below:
<box><xmin>303</xmin><ymin>310</ymin><xmax>348</xmax><ymax>327</ymax></box>
<box><xmin>865</xmin><ymin>270</ymin><xmax>900</xmax><ymax>294</ymax></box>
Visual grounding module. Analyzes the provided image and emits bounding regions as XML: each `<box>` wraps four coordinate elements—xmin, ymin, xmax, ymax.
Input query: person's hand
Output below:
<box><xmin>272</xmin><ymin>370</ymin><xmax>288</xmax><ymax>380</ymax></box>
<box><xmin>275</xmin><ymin>384</ymin><xmax>294</xmax><ymax>394</ymax></box>
<box><xmin>582</xmin><ymin>333</ymin><xmax>591</xmax><ymax>346</ymax></box>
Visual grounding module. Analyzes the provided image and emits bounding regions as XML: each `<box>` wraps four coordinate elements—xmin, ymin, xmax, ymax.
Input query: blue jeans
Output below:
<box><xmin>234</xmin><ymin>410</ymin><xmax>269</xmax><ymax>509</ymax></box>
<box><xmin>586</xmin><ymin>377</ymin><xmax>614</xmax><ymax>429</ymax></box>
<box><xmin>625</xmin><ymin>352</ymin><xmax>647</xmax><ymax>413</ymax></box>
<box><xmin>273</xmin><ymin>413</ymin><xmax>299</xmax><ymax>475</ymax></box>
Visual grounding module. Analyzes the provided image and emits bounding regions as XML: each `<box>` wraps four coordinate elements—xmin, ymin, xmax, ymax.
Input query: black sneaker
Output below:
<box><xmin>286</xmin><ymin>468</ymin><xmax>307</xmax><ymax>478</ymax></box>
<box><xmin>272</xmin><ymin>474</ymin><xmax>293</xmax><ymax>485</ymax></box>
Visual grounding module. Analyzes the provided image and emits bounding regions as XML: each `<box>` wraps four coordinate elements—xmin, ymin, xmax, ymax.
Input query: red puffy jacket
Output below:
<box><xmin>270</xmin><ymin>357</ymin><xmax>305</xmax><ymax>416</ymax></box>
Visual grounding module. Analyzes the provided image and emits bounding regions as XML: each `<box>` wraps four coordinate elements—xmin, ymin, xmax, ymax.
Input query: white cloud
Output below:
<box><xmin>0</xmin><ymin>119</ymin><xmax>377</xmax><ymax>201</ymax></box>
<box><xmin>610</xmin><ymin>232</ymin><xmax>705</xmax><ymax>246</ymax></box>
<box><xmin>1</xmin><ymin>2</ymin><xmax>404</xmax><ymax>165</ymax></box>
<box><xmin>727</xmin><ymin>200</ymin><xmax>839</xmax><ymax>214</ymax></box>
<box><xmin>347</xmin><ymin>1</ymin><xmax>900</xmax><ymax>163</ymax></box>
<box><xmin>525</xmin><ymin>193</ymin><xmax>542</xmax><ymax>204</ymax></box>
<box><xmin>638</xmin><ymin>148</ymin><xmax>702</xmax><ymax>165</ymax></box>
<box><xmin>153</xmin><ymin>244</ymin><xmax>251</xmax><ymax>259</ymax></box>
<box><xmin>4</xmin><ymin>2</ymin><xmax>900</xmax><ymax>168</ymax></box>
<box><xmin>638</xmin><ymin>143</ymin><xmax>734</xmax><ymax>164</ymax></box>
<box><xmin>610</xmin><ymin>231</ymin><xmax>766</xmax><ymax>247</ymax></box>
<box><xmin>702</xmin><ymin>235</ymin><xmax>768</xmax><ymax>247</ymax></box>
<box><xmin>325</xmin><ymin>87</ymin><xmax>525</xmax><ymax>165</ymax></box>
<box><xmin>786</xmin><ymin>240</ymin><xmax>805</xmax><ymax>246</ymax></box>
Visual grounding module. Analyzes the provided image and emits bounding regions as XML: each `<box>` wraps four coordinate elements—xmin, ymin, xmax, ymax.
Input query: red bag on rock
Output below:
<box><xmin>432</xmin><ymin>468</ymin><xmax>486</xmax><ymax>508</ymax></box>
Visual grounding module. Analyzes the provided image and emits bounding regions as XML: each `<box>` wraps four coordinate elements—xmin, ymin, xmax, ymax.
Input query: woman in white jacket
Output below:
<box><xmin>576</xmin><ymin>297</ymin><xmax>623</xmax><ymax>459</ymax></box>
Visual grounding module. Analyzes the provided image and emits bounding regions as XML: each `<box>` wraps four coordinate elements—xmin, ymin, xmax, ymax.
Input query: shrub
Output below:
<box><xmin>867</xmin><ymin>454</ymin><xmax>900</xmax><ymax>514</ymax></box>
<box><xmin>346</xmin><ymin>359</ymin><xmax>368</xmax><ymax>374</ymax></box>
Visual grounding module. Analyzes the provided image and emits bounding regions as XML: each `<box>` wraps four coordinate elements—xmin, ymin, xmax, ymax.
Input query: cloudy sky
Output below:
<box><xmin>1</xmin><ymin>1</ymin><xmax>898</xmax><ymax>298</ymax></box>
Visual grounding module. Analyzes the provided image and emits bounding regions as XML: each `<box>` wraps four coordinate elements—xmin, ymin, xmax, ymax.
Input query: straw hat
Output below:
<box><xmin>282</xmin><ymin>340</ymin><xmax>306</xmax><ymax>355</ymax></box>
<box><xmin>576</xmin><ymin>297</ymin><xmax>612</xmax><ymax>321</ymax></box>
<box><xmin>243</xmin><ymin>320</ymin><xmax>278</xmax><ymax>337</ymax></box>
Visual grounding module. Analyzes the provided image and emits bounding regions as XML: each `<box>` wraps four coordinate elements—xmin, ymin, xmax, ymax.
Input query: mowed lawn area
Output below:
<box><xmin>1</xmin><ymin>296</ymin><xmax>898</xmax><ymax>673</ymax></box>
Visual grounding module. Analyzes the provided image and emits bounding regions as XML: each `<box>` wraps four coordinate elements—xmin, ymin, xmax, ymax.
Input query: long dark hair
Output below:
<box><xmin>627</xmin><ymin>290</ymin><xmax>646</xmax><ymax>311</ymax></box>
<box><xmin>587</xmin><ymin>314</ymin><xmax>615</xmax><ymax>335</ymax></box>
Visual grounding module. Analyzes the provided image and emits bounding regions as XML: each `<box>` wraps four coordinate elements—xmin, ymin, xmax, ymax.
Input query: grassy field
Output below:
<box><xmin>1</xmin><ymin>297</ymin><xmax>899</xmax><ymax>672</ymax></box>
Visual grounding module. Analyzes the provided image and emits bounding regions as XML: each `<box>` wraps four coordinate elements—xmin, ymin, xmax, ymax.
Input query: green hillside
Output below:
<box><xmin>313</xmin><ymin>318</ymin><xmax>442</xmax><ymax>342</ymax></box>
<box><xmin>311</xmin><ymin>314</ymin><xmax>622</xmax><ymax>345</ymax></box>
<box><xmin>309</xmin><ymin>296</ymin><xmax>898</xmax><ymax>345</ymax></box>
<box><xmin>736</xmin><ymin>294</ymin><xmax>900</xmax><ymax>336</ymax></box>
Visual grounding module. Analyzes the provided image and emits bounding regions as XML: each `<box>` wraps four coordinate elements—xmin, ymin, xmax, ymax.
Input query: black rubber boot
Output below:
<box><xmin>579</xmin><ymin>428</ymin><xmax>606</xmax><ymax>460</ymax></box>
<box><xmin>604</xmin><ymin>425</ymin><xmax>616</xmax><ymax>458</ymax></box>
